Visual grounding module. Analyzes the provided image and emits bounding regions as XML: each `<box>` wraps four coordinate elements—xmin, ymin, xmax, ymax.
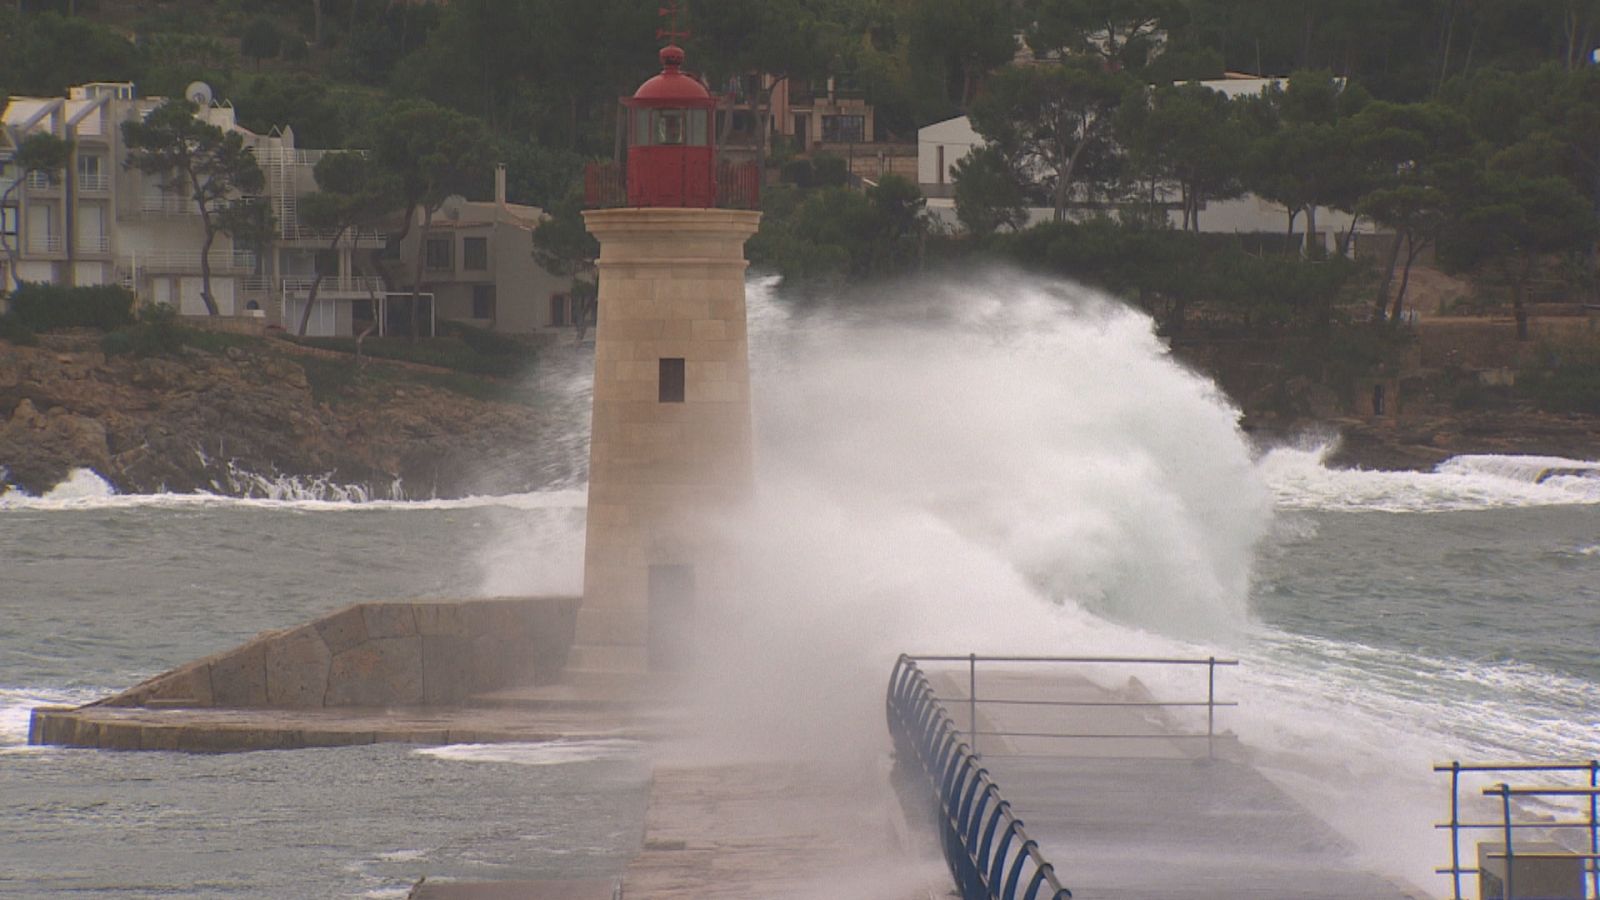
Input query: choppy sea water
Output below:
<box><xmin>2</xmin><ymin>275</ymin><xmax>1597</xmax><ymax>897</ymax></box>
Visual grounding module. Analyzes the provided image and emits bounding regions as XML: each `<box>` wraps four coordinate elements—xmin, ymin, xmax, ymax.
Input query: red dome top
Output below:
<box><xmin>629</xmin><ymin>45</ymin><xmax>714</xmax><ymax>108</ymax></box>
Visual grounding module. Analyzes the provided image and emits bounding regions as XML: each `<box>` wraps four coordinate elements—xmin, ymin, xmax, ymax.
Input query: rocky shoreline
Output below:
<box><xmin>0</xmin><ymin>334</ymin><xmax>580</xmax><ymax>499</ymax></box>
<box><xmin>2</xmin><ymin>334</ymin><xmax>1597</xmax><ymax>500</ymax></box>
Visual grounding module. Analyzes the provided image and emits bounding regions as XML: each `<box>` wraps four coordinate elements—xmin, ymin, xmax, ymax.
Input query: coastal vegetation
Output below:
<box><xmin>3</xmin><ymin>0</ymin><xmax>1600</xmax><ymax>445</ymax></box>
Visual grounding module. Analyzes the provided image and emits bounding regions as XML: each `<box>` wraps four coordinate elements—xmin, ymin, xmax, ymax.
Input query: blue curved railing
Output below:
<box><xmin>887</xmin><ymin>654</ymin><xmax>1071</xmax><ymax>900</ymax></box>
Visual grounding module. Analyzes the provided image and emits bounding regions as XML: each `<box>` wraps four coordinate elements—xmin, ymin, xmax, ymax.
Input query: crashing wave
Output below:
<box><xmin>1260</xmin><ymin>446</ymin><xmax>1600</xmax><ymax>512</ymax></box>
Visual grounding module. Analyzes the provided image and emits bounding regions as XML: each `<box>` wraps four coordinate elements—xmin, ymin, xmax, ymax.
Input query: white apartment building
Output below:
<box><xmin>916</xmin><ymin>89</ymin><xmax>1377</xmax><ymax>254</ymax></box>
<box><xmin>2</xmin><ymin>82</ymin><xmax>269</xmax><ymax>316</ymax></box>
<box><xmin>3</xmin><ymin>82</ymin><xmax>574</xmax><ymax>338</ymax></box>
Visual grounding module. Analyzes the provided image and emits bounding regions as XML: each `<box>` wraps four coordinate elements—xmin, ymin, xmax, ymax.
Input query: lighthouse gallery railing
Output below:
<box><xmin>584</xmin><ymin>160</ymin><xmax>760</xmax><ymax>210</ymax></box>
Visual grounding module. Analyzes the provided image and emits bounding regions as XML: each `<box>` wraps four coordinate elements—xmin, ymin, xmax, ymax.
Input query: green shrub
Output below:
<box><xmin>10</xmin><ymin>282</ymin><xmax>137</xmax><ymax>331</ymax></box>
<box><xmin>0</xmin><ymin>313</ymin><xmax>38</xmax><ymax>346</ymax></box>
<box><xmin>1519</xmin><ymin>365</ymin><xmax>1600</xmax><ymax>414</ymax></box>
<box><xmin>781</xmin><ymin>159</ymin><xmax>815</xmax><ymax>188</ymax></box>
<box><xmin>101</xmin><ymin>303</ymin><xmax>188</xmax><ymax>357</ymax></box>
<box><xmin>438</xmin><ymin>319</ymin><xmax>532</xmax><ymax>358</ymax></box>
<box><xmin>294</xmin><ymin>335</ymin><xmax>533</xmax><ymax>377</ymax></box>
<box><xmin>811</xmin><ymin>154</ymin><xmax>848</xmax><ymax>187</ymax></box>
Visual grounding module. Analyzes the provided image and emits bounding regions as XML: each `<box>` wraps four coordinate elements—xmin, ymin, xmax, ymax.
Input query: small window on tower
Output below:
<box><xmin>659</xmin><ymin>357</ymin><xmax>685</xmax><ymax>403</ymax></box>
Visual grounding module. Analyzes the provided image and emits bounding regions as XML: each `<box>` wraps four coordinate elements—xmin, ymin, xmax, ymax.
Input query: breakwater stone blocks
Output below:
<box><xmin>30</xmin><ymin>596</ymin><xmax>585</xmax><ymax>752</ymax></box>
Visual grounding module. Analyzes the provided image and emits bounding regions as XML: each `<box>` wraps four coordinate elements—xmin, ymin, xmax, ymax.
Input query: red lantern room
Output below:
<box><xmin>623</xmin><ymin>45</ymin><xmax>717</xmax><ymax>208</ymax></box>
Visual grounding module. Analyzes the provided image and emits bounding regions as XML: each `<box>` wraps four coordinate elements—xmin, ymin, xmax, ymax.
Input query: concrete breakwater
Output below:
<box><xmin>29</xmin><ymin>596</ymin><xmax>590</xmax><ymax>751</ymax></box>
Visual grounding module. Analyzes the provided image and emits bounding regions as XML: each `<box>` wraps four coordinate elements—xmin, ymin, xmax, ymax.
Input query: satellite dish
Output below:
<box><xmin>185</xmin><ymin>81</ymin><xmax>214</xmax><ymax>107</ymax></box>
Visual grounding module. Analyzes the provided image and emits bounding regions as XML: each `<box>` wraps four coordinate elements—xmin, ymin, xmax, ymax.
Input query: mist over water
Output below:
<box><xmin>4</xmin><ymin>272</ymin><xmax>1597</xmax><ymax>895</ymax></box>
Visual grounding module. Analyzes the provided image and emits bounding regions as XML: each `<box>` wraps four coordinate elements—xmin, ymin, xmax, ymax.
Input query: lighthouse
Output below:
<box><xmin>573</xmin><ymin>40</ymin><xmax>762</xmax><ymax>675</ymax></box>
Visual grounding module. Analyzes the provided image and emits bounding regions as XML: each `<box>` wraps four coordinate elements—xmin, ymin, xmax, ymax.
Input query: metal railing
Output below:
<box><xmin>24</xmin><ymin>171</ymin><xmax>58</xmax><ymax>191</ymax></box>
<box><xmin>77</xmin><ymin>172</ymin><xmax>110</xmax><ymax>193</ymax></box>
<box><xmin>280</xmin><ymin>225</ymin><xmax>388</xmax><ymax>246</ymax></box>
<box><xmin>583</xmin><ymin>160</ymin><xmax>762</xmax><ymax>210</ymax></box>
<box><xmin>117</xmin><ymin>249</ymin><xmax>257</xmax><ymax>272</ymax></box>
<box><xmin>280</xmin><ymin>275</ymin><xmax>386</xmax><ymax>295</ymax></box>
<box><xmin>888</xmin><ymin>655</ymin><xmax>1071</xmax><ymax>900</ymax></box>
<box><xmin>138</xmin><ymin>195</ymin><xmax>195</xmax><ymax>216</ymax></box>
<box><xmin>909</xmin><ymin>654</ymin><xmax>1238</xmax><ymax>759</ymax></box>
<box><xmin>1436</xmin><ymin>761</ymin><xmax>1600</xmax><ymax>900</ymax></box>
<box><xmin>26</xmin><ymin>234</ymin><xmax>63</xmax><ymax>254</ymax></box>
<box><xmin>78</xmin><ymin>234</ymin><xmax>110</xmax><ymax>253</ymax></box>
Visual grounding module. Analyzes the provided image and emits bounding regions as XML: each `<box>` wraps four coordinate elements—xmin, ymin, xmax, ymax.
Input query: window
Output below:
<box><xmin>821</xmin><ymin>114</ymin><xmax>865</xmax><ymax>143</ymax></box>
<box><xmin>549</xmin><ymin>292</ymin><xmax>569</xmax><ymax>327</ymax></box>
<box><xmin>0</xmin><ymin>207</ymin><xmax>15</xmax><ymax>238</ymax></box>
<box><xmin>462</xmin><ymin>236</ymin><xmax>487</xmax><ymax>270</ymax></box>
<box><xmin>472</xmin><ymin>284</ymin><xmax>495</xmax><ymax>320</ymax></box>
<box><xmin>424</xmin><ymin>236</ymin><xmax>452</xmax><ymax>270</ymax></box>
<box><xmin>77</xmin><ymin>155</ymin><xmax>107</xmax><ymax>192</ymax></box>
<box><xmin>657</xmin><ymin>111</ymin><xmax>684</xmax><ymax>145</ymax></box>
<box><xmin>659</xmin><ymin>357</ymin><xmax>684</xmax><ymax>403</ymax></box>
<box><xmin>314</xmin><ymin>248</ymin><xmax>339</xmax><ymax>277</ymax></box>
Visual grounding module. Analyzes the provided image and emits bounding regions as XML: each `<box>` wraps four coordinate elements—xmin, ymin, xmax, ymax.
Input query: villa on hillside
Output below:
<box><xmin>916</xmin><ymin>74</ymin><xmax>1377</xmax><ymax>255</ymax></box>
<box><xmin>381</xmin><ymin>166</ymin><xmax>573</xmax><ymax>339</ymax></box>
<box><xmin>2</xmin><ymin>82</ymin><xmax>571</xmax><ymax>339</ymax></box>
<box><xmin>717</xmin><ymin>73</ymin><xmax>917</xmax><ymax>185</ymax></box>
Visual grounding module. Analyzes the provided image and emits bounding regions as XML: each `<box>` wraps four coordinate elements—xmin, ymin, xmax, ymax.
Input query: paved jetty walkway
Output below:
<box><xmin>927</xmin><ymin>667</ymin><xmax>1425</xmax><ymax>900</ymax></box>
<box><xmin>618</xmin><ymin>756</ymin><xmax>944</xmax><ymax>899</ymax></box>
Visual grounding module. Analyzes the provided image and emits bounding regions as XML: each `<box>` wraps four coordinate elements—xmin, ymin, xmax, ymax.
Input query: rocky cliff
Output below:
<box><xmin>0</xmin><ymin>334</ymin><xmax>578</xmax><ymax>499</ymax></box>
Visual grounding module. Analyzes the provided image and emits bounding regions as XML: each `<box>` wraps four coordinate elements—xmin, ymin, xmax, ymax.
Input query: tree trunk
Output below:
<box><xmin>312</xmin><ymin>0</ymin><xmax>324</xmax><ymax>46</ymax></box>
<box><xmin>1338</xmin><ymin>213</ymin><xmax>1360</xmax><ymax>257</ymax></box>
<box><xmin>756</xmin><ymin>77</ymin><xmax>786</xmax><ymax>188</ymax></box>
<box><xmin>1462</xmin><ymin>19</ymin><xmax>1482</xmax><ymax>78</ymax></box>
<box><xmin>198</xmin><ymin>220</ymin><xmax>221</xmax><ymax>316</ymax></box>
<box><xmin>0</xmin><ymin>183</ymin><xmax>20</xmax><ymax>292</ymax></box>
<box><xmin>1436</xmin><ymin>0</ymin><xmax>1456</xmax><ymax>95</ymax></box>
<box><xmin>1389</xmin><ymin>234</ymin><xmax>1421</xmax><ymax>322</ymax></box>
<box><xmin>1055</xmin><ymin>127</ymin><xmax>1095</xmax><ymax>224</ymax></box>
<box><xmin>1303</xmin><ymin>204</ymin><xmax>1319</xmax><ymax>258</ymax></box>
<box><xmin>1512</xmin><ymin>253</ymin><xmax>1534</xmax><ymax>340</ymax></box>
<box><xmin>1374</xmin><ymin>230</ymin><xmax>1404</xmax><ymax>323</ymax></box>
<box><xmin>355</xmin><ymin>284</ymin><xmax>379</xmax><ymax>369</ymax></box>
<box><xmin>1285</xmin><ymin>207</ymin><xmax>1299</xmax><ymax>254</ymax></box>
<box><xmin>296</xmin><ymin>228</ymin><xmax>347</xmax><ymax>337</ymax></box>
<box><xmin>408</xmin><ymin>204</ymin><xmax>432</xmax><ymax>341</ymax></box>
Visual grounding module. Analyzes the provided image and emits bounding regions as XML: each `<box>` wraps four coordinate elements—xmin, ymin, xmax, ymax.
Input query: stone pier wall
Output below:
<box><xmin>96</xmin><ymin>596</ymin><xmax>580</xmax><ymax>711</ymax></box>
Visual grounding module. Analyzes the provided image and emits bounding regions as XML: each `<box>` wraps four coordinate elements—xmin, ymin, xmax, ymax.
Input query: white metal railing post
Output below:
<box><xmin>1448</xmin><ymin>761</ymin><xmax>1463</xmax><ymax>900</ymax></box>
<box><xmin>1590</xmin><ymin>760</ymin><xmax>1598</xmax><ymax>899</ymax></box>
<box><xmin>969</xmin><ymin>652</ymin><xmax>978</xmax><ymax>759</ymax></box>
<box><xmin>1497</xmin><ymin>782</ymin><xmax>1516</xmax><ymax>900</ymax></box>
<box><xmin>1207</xmin><ymin>656</ymin><xmax>1216</xmax><ymax>760</ymax></box>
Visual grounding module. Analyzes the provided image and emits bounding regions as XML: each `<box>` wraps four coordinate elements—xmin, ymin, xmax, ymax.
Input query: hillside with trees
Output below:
<box><xmin>4</xmin><ymin>0</ymin><xmax>1600</xmax><ymax>461</ymax></box>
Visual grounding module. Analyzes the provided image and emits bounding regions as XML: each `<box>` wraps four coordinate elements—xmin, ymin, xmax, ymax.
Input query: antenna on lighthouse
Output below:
<box><xmin>656</xmin><ymin>0</ymin><xmax>690</xmax><ymax>45</ymax></box>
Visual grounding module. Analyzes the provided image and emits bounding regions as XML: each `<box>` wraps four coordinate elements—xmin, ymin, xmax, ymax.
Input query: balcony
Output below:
<box><xmin>78</xmin><ymin>234</ymin><xmax>110</xmax><ymax>254</ymax></box>
<box><xmin>118</xmin><ymin>249</ymin><xmax>257</xmax><ymax>273</ymax></box>
<box><xmin>280</xmin><ymin>275</ymin><xmax>385</xmax><ymax>296</ymax></box>
<box><xmin>78</xmin><ymin>173</ymin><xmax>110</xmax><ymax>193</ymax></box>
<box><xmin>280</xmin><ymin>226</ymin><xmax>388</xmax><ymax>248</ymax></box>
<box><xmin>137</xmin><ymin>195</ymin><xmax>196</xmax><ymax>217</ymax></box>
<box><xmin>24</xmin><ymin>172</ymin><xmax>59</xmax><ymax>192</ymax></box>
<box><xmin>26</xmin><ymin>233</ymin><xmax>63</xmax><ymax>254</ymax></box>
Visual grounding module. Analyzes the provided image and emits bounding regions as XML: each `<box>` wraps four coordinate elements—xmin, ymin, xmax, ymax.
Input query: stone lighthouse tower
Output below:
<box><xmin>574</xmin><ymin>40</ymin><xmax>762</xmax><ymax>675</ymax></box>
